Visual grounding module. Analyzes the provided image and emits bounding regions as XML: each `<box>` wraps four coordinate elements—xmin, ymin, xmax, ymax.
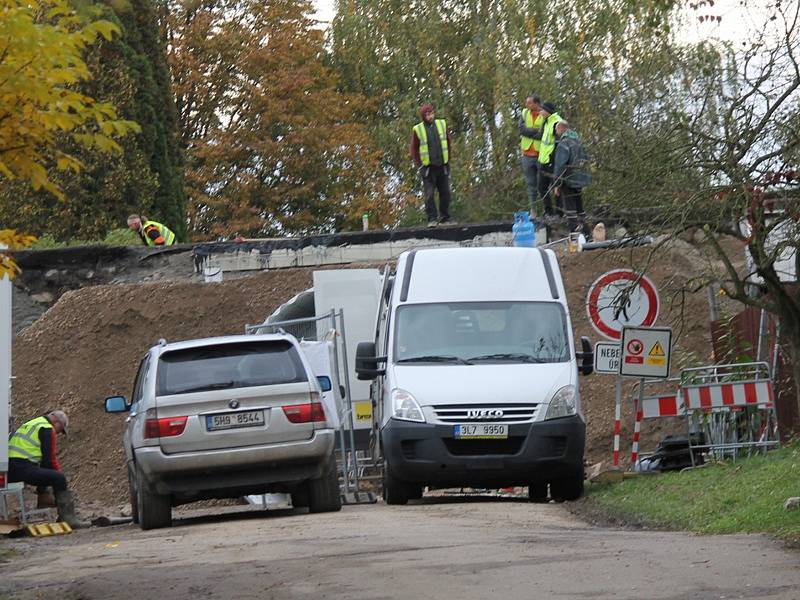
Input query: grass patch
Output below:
<box><xmin>585</xmin><ymin>443</ymin><xmax>800</xmax><ymax>543</ymax></box>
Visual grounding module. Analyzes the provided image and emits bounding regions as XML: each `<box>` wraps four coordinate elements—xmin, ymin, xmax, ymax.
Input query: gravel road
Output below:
<box><xmin>1</xmin><ymin>498</ymin><xmax>798</xmax><ymax>599</ymax></box>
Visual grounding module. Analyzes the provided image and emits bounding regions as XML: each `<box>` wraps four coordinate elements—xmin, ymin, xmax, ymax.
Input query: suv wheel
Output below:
<box><xmin>307</xmin><ymin>454</ymin><xmax>342</xmax><ymax>513</ymax></box>
<box><xmin>128</xmin><ymin>463</ymin><xmax>140</xmax><ymax>524</ymax></box>
<box><xmin>383</xmin><ymin>460</ymin><xmax>421</xmax><ymax>505</ymax></box>
<box><xmin>137</xmin><ymin>465</ymin><xmax>172</xmax><ymax>530</ymax></box>
<box><xmin>549</xmin><ymin>470</ymin><xmax>584</xmax><ymax>502</ymax></box>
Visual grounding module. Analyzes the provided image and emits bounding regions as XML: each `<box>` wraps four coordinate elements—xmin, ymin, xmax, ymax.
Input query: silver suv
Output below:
<box><xmin>105</xmin><ymin>334</ymin><xmax>340</xmax><ymax>530</ymax></box>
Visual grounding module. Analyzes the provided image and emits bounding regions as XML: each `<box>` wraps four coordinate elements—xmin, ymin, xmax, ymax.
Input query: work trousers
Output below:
<box><xmin>521</xmin><ymin>155</ymin><xmax>539</xmax><ymax>215</ymax></box>
<box><xmin>562</xmin><ymin>185</ymin><xmax>586</xmax><ymax>233</ymax></box>
<box><xmin>8</xmin><ymin>458</ymin><xmax>68</xmax><ymax>493</ymax></box>
<box><xmin>422</xmin><ymin>164</ymin><xmax>451</xmax><ymax>222</ymax></box>
<box><xmin>538</xmin><ymin>164</ymin><xmax>562</xmax><ymax>216</ymax></box>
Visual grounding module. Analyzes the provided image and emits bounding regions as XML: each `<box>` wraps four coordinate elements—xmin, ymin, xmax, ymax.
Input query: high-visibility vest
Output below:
<box><xmin>520</xmin><ymin>108</ymin><xmax>544</xmax><ymax>153</ymax></box>
<box><xmin>8</xmin><ymin>416</ymin><xmax>52</xmax><ymax>464</ymax></box>
<box><xmin>413</xmin><ymin>119</ymin><xmax>449</xmax><ymax>166</ymax></box>
<box><xmin>538</xmin><ymin>113</ymin><xmax>564</xmax><ymax>166</ymax></box>
<box><xmin>142</xmin><ymin>220</ymin><xmax>176</xmax><ymax>246</ymax></box>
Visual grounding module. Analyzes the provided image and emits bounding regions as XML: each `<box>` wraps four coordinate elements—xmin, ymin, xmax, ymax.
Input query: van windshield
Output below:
<box><xmin>394</xmin><ymin>302</ymin><xmax>569</xmax><ymax>365</ymax></box>
<box><xmin>157</xmin><ymin>341</ymin><xmax>308</xmax><ymax>395</ymax></box>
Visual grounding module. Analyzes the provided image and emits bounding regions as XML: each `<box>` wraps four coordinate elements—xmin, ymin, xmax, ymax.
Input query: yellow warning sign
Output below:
<box><xmin>649</xmin><ymin>341</ymin><xmax>666</xmax><ymax>357</ymax></box>
<box><xmin>355</xmin><ymin>401</ymin><xmax>373</xmax><ymax>422</ymax></box>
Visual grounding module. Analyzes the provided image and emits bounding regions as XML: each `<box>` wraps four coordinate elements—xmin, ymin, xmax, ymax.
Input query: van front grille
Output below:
<box><xmin>432</xmin><ymin>404</ymin><xmax>538</xmax><ymax>424</ymax></box>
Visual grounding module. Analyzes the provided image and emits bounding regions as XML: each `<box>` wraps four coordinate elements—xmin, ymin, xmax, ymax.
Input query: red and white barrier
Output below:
<box><xmin>641</xmin><ymin>393</ymin><xmax>683</xmax><ymax>418</ymax></box>
<box><xmin>681</xmin><ymin>380</ymin><xmax>774</xmax><ymax>410</ymax></box>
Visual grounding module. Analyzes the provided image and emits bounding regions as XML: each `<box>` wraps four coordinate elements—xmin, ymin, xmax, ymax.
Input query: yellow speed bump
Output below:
<box><xmin>26</xmin><ymin>522</ymin><xmax>73</xmax><ymax>537</ymax></box>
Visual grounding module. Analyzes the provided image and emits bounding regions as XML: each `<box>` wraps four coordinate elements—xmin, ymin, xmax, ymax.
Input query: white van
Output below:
<box><xmin>355</xmin><ymin>247</ymin><xmax>593</xmax><ymax>504</ymax></box>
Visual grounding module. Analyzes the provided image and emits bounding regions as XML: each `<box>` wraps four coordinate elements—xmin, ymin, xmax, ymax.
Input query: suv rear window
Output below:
<box><xmin>156</xmin><ymin>341</ymin><xmax>308</xmax><ymax>396</ymax></box>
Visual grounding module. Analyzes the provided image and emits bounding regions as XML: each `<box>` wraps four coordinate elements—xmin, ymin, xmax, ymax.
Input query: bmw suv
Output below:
<box><xmin>105</xmin><ymin>334</ymin><xmax>341</xmax><ymax>530</ymax></box>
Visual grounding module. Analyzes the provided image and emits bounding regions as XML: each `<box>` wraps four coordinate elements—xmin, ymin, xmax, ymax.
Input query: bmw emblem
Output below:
<box><xmin>229</xmin><ymin>399</ymin><xmax>240</xmax><ymax>409</ymax></box>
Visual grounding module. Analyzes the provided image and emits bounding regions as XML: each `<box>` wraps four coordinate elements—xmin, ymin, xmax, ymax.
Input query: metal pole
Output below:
<box><xmin>756</xmin><ymin>308</ymin><xmax>768</xmax><ymax>363</ymax></box>
<box><xmin>613</xmin><ymin>376</ymin><xmax>622</xmax><ymax>467</ymax></box>
<box><xmin>329</xmin><ymin>309</ymin><xmax>352</xmax><ymax>493</ymax></box>
<box><xmin>337</xmin><ymin>309</ymin><xmax>360</xmax><ymax>493</ymax></box>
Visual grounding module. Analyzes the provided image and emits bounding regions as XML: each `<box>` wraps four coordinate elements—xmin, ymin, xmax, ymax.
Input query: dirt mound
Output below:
<box><xmin>10</xmin><ymin>245</ymin><xmax>711</xmax><ymax>508</ymax></box>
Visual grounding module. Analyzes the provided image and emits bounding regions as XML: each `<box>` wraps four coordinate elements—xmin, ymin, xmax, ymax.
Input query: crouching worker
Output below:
<box><xmin>7</xmin><ymin>410</ymin><xmax>90</xmax><ymax>528</ymax></box>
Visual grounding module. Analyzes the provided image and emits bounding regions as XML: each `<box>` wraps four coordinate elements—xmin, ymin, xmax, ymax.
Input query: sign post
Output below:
<box><xmin>586</xmin><ymin>270</ymin><xmax>662</xmax><ymax>468</ymax></box>
<box><xmin>0</xmin><ymin>246</ymin><xmax>10</xmax><ymax>480</ymax></box>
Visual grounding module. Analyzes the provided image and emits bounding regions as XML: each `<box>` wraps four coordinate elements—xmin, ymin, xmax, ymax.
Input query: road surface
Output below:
<box><xmin>1</xmin><ymin>497</ymin><xmax>798</xmax><ymax>599</ymax></box>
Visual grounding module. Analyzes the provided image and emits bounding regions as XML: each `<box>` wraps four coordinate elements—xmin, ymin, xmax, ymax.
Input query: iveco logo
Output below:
<box><xmin>467</xmin><ymin>409</ymin><xmax>504</xmax><ymax>420</ymax></box>
<box><xmin>229</xmin><ymin>399</ymin><xmax>240</xmax><ymax>409</ymax></box>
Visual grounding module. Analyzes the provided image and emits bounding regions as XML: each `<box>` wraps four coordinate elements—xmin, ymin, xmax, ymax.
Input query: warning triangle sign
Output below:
<box><xmin>649</xmin><ymin>341</ymin><xmax>666</xmax><ymax>357</ymax></box>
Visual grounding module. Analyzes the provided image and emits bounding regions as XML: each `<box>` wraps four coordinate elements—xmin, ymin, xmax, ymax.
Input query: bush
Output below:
<box><xmin>104</xmin><ymin>228</ymin><xmax>141</xmax><ymax>246</ymax></box>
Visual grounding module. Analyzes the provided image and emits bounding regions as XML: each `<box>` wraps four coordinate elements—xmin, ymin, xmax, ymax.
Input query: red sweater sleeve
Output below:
<box><xmin>447</xmin><ymin>130</ymin><xmax>453</xmax><ymax>161</ymax></box>
<box><xmin>50</xmin><ymin>429</ymin><xmax>61</xmax><ymax>471</ymax></box>
<box><xmin>410</xmin><ymin>131</ymin><xmax>421</xmax><ymax>167</ymax></box>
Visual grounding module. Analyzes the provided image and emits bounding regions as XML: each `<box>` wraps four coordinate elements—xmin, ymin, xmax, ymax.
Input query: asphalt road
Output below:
<box><xmin>1</xmin><ymin>497</ymin><xmax>799</xmax><ymax>599</ymax></box>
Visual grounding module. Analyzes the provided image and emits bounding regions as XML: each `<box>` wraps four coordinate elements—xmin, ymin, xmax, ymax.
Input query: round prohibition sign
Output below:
<box><xmin>586</xmin><ymin>269</ymin><xmax>660</xmax><ymax>340</ymax></box>
<box><xmin>627</xmin><ymin>339</ymin><xmax>644</xmax><ymax>355</ymax></box>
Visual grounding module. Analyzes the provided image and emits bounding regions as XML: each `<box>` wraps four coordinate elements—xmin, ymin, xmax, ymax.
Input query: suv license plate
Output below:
<box><xmin>206</xmin><ymin>410</ymin><xmax>265</xmax><ymax>431</ymax></box>
<box><xmin>454</xmin><ymin>424</ymin><xmax>508</xmax><ymax>439</ymax></box>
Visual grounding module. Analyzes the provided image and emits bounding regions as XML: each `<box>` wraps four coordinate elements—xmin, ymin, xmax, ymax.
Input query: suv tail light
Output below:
<box><xmin>144</xmin><ymin>414</ymin><xmax>188</xmax><ymax>439</ymax></box>
<box><xmin>283</xmin><ymin>402</ymin><xmax>326</xmax><ymax>424</ymax></box>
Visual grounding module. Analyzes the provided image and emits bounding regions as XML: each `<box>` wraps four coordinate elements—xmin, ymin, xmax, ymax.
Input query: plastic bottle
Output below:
<box><xmin>362</xmin><ymin>213</ymin><xmax>369</xmax><ymax>231</ymax></box>
<box><xmin>512</xmin><ymin>210</ymin><xmax>536</xmax><ymax>247</ymax></box>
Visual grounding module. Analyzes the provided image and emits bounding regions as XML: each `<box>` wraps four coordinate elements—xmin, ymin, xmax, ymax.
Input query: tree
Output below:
<box><xmin>0</xmin><ymin>0</ymin><xmax>140</xmax><ymax>198</ymax></box>
<box><xmin>626</xmin><ymin>1</ymin><xmax>800</xmax><ymax>421</ymax></box>
<box><xmin>0</xmin><ymin>230</ymin><xmax>35</xmax><ymax>280</ymax></box>
<box><xmin>329</xmin><ymin>0</ymin><xmax>683</xmax><ymax>225</ymax></box>
<box><xmin>0</xmin><ymin>0</ymin><xmax>186</xmax><ymax>242</ymax></box>
<box><xmin>161</xmin><ymin>0</ymin><xmax>403</xmax><ymax>239</ymax></box>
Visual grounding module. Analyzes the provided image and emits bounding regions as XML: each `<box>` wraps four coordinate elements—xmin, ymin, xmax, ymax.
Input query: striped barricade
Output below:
<box><xmin>631</xmin><ymin>392</ymin><xmax>683</xmax><ymax>464</ymax></box>
<box><xmin>681</xmin><ymin>380</ymin><xmax>774</xmax><ymax>411</ymax></box>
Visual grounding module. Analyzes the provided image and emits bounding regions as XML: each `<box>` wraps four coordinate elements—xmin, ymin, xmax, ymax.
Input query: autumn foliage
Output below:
<box><xmin>163</xmin><ymin>0</ymin><xmax>404</xmax><ymax>239</ymax></box>
<box><xmin>0</xmin><ymin>0</ymin><xmax>140</xmax><ymax>199</ymax></box>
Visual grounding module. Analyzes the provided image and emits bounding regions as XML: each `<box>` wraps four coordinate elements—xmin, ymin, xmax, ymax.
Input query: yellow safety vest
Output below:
<box><xmin>8</xmin><ymin>416</ymin><xmax>52</xmax><ymax>464</ymax></box>
<box><xmin>520</xmin><ymin>108</ymin><xmax>544</xmax><ymax>153</ymax></box>
<box><xmin>142</xmin><ymin>220</ymin><xmax>176</xmax><ymax>246</ymax></box>
<box><xmin>538</xmin><ymin>113</ymin><xmax>564</xmax><ymax>166</ymax></box>
<box><xmin>413</xmin><ymin>119</ymin><xmax>449</xmax><ymax>166</ymax></box>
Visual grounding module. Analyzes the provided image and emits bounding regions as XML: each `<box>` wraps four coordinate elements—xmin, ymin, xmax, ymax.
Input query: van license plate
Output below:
<box><xmin>207</xmin><ymin>410</ymin><xmax>265</xmax><ymax>431</ymax></box>
<box><xmin>454</xmin><ymin>424</ymin><xmax>508</xmax><ymax>439</ymax></box>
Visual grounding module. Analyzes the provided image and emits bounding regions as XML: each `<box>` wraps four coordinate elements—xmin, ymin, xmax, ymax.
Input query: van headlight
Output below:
<box><xmin>391</xmin><ymin>389</ymin><xmax>426</xmax><ymax>423</ymax></box>
<box><xmin>545</xmin><ymin>385</ymin><xmax>577</xmax><ymax>420</ymax></box>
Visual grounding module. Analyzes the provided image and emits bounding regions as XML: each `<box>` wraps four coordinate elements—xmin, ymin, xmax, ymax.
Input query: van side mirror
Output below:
<box><xmin>355</xmin><ymin>341</ymin><xmax>385</xmax><ymax>380</ymax></box>
<box><xmin>105</xmin><ymin>395</ymin><xmax>130</xmax><ymax>413</ymax></box>
<box><xmin>317</xmin><ymin>376</ymin><xmax>332</xmax><ymax>392</ymax></box>
<box><xmin>575</xmin><ymin>336</ymin><xmax>594</xmax><ymax>376</ymax></box>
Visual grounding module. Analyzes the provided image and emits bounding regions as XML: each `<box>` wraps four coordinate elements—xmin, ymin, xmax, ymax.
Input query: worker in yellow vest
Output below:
<box><xmin>127</xmin><ymin>214</ymin><xmax>177</xmax><ymax>246</ymax></box>
<box><xmin>410</xmin><ymin>103</ymin><xmax>453</xmax><ymax>227</ymax></box>
<box><xmin>536</xmin><ymin>101</ymin><xmax>565</xmax><ymax>218</ymax></box>
<box><xmin>7</xmin><ymin>411</ymin><xmax>89</xmax><ymax>528</ymax></box>
<box><xmin>518</xmin><ymin>95</ymin><xmax>545</xmax><ymax>215</ymax></box>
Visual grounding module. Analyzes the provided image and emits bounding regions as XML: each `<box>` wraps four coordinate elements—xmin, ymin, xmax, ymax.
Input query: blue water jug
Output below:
<box><xmin>512</xmin><ymin>210</ymin><xmax>536</xmax><ymax>247</ymax></box>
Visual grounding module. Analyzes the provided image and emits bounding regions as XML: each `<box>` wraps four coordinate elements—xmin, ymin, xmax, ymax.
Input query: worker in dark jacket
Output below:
<box><xmin>127</xmin><ymin>214</ymin><xmax>177</xmax><ymax>246</ymax></box>
<box><xmin>553</xmin><ymin>121</ymin><xmax>592</xmax><ymax>233</ymax></box>
<box><xmin>7</xmin><ymin>411</ymin><xmax>89</xmax><ymax>528</ymax></box>
<box><xmin>410</xmin><ymin>103</ymin><xmax>453</xmax><ymax>227</ymax></box>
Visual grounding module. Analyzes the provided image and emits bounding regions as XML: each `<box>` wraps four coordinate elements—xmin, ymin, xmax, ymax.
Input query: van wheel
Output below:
<box><xmin>383</xmin><ymin>461</ymin><xmax>421</xmax><ymax>505</ymax></box>
<box><xmin>307</xmin><ymin>454</ymin><xmax>342</xmax><ymax>513</ymax></box>
<box><xmin>137</xmin><ymin>466</ymin><xmax>172</xmax><ymax>530</ymax></box>
<box><xmin>528</xmin><ymin>482</ymin><xmax>548</xmax><ymax>503</ymax></box>
<box><xmin>127</xmin><ymin>464</ymin><xmax>140</xmax><ymax>524</ymax></box>
<box><xmin>550</xmin><ymin>470</ymin><xmax>584</xmax><ymax>502</ymax></box>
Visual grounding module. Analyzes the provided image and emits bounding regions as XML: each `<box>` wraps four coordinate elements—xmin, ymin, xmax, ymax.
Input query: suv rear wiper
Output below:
<box><xmin>397</xmin><ymin>355</ymin><xmax>473</xmax><ymax>365</ymax></box>
<box><xmin>171</xmin><ymin>380</ymin><xmax>237</xmax><ymax>394</ymax></box>
<box><xmin>467</xmin><ymin>353</ymin><xmax>548</xmax><ymax>363</ymax></box>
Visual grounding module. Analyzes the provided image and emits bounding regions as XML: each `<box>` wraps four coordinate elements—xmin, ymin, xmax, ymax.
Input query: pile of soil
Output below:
<box><xmin>10</xmin><ymin>244</ymin><xmax>712</xmax><ymax>509</ymax></box>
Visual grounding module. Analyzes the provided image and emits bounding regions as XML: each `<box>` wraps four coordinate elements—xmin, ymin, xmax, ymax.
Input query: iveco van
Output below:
<box><xmin>356</xmin><ymin>247</ymin><xmax>592</xmax><ymax>504</ymax></box>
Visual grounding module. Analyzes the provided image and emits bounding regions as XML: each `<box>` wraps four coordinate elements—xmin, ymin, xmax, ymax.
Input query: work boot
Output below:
<box><xmin>37</xmin><ymin>492</ymin><xmax>56</xmax><ymax>509</ymax></box>
<box><xmin>55</xmin><ymin>490</ymin><xmax>91</xmax><ymax>529</ymax></box>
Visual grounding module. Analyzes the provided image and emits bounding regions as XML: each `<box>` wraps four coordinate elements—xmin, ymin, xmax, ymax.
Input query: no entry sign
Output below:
<box><xmin>586</xmin><ymin>270</ymin><xmax>660</xmax><ymax>340</ymax></box>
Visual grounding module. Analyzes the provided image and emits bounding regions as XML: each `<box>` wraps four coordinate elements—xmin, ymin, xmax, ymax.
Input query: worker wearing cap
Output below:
<box><xmin>7</xmin><ymin>410</ymin><xmax>89</xmax><ymax>528</ymax></box>
<box><xmin>127</xmin><ymin>214</ymin><xmax>176</xmax><ymax>246</ymax></box>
